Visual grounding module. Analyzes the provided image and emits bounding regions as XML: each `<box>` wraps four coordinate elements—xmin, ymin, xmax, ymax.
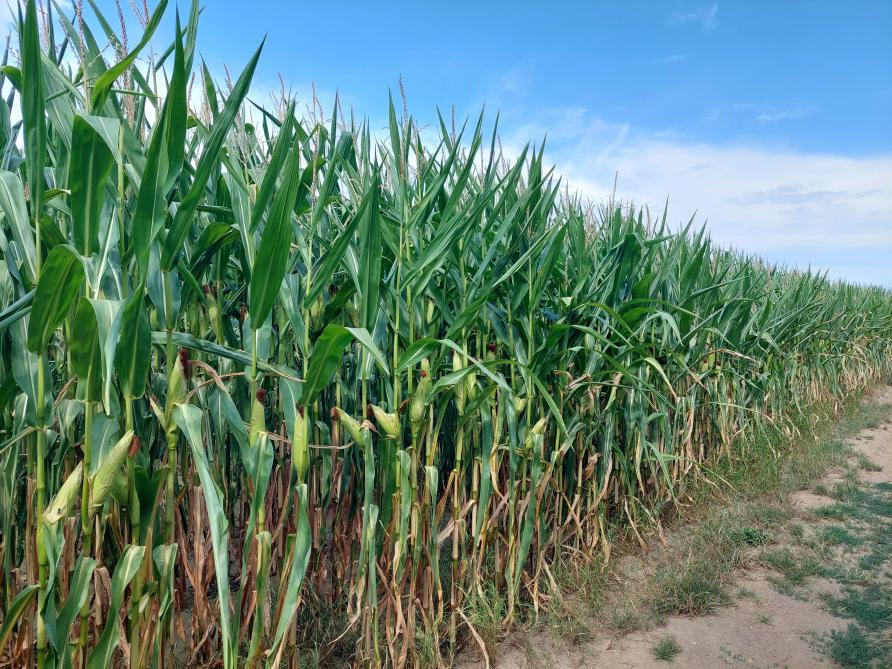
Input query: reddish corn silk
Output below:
<box><xmin>256</xmin><ymin>388</ymin><xmax>268</xmax><ymax>404</ymax></box>
<box><xmin>128</xmin><ymin>435</ymin><xmax>141</xmax><ymax>457</ymax></box>
<box><xmin>487</xmin><ymin>342</ymin><xmax>497</xmax><ymax>352</ymax></box>
<box><xmin>419</xmin><ymin>369</ymin><xmax>428</xmax><ymax>378</ymax></box>
<box><xmin>330</xmin><ymin>407</ymin><xmax>341</xmax><ymax>420</ymax></box>
<box><xmin>178</xmin><ymin>347</ymin><xmax>191</xmax><ymax>382</ymax></box>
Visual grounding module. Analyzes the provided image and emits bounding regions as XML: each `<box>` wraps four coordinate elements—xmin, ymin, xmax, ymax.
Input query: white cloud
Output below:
<box><xmin>671</xmin><ymin>2</ymin><xmax>720</xmax><ymax>32</ymax></box>
<box><xmin>502</xmin><ymin>108</ymin><xmax>892</xmax><ymax>286</ymax></box>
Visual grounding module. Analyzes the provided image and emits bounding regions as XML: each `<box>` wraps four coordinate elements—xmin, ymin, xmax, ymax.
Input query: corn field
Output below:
<box><xmin>0</xmin><ymin>2</ymin><xmax>890</xmax><ymax>668</ymax></box>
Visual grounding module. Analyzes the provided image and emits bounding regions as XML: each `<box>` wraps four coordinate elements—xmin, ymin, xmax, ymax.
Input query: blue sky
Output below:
<box><xmin>15</xmin><ymin>1</ymin><xmax>892</xmax><ymax>285</ymax></box>
<box><xmin>191</xmin><ymin>1</ymin><xmax>891</xmax><ymax>156</ymax></box>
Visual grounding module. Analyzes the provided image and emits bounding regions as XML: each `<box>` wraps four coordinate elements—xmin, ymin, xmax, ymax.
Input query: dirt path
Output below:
<box><xmin>462</xmin><ymin>387</ymin><xmax>892</xmax><ymax>669</ymax></box>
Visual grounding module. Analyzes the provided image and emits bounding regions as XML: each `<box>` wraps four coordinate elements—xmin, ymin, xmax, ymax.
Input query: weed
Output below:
<box><xmin>652</xmin><ymin>635</ymin><xmax>681</xmax><ymax>662</ymax></box>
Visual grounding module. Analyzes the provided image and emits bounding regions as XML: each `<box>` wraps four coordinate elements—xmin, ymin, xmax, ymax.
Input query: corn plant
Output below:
<box><xmin>0</xmin><ymin>2</ymin><xmax>890</xmax><ymax>668</ymax></box>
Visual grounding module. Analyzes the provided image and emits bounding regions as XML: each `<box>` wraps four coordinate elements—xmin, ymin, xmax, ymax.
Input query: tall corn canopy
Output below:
<box><xmin>0</xmin><ymin>2</ymin><xmax>890</xmax><ymax>667</ymax></box>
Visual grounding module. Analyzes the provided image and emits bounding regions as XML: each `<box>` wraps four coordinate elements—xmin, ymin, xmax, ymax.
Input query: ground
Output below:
<box><xmin>458</xmin><ymin>386</ymin><xmax>892</xmax><ymax>669</ymax></box>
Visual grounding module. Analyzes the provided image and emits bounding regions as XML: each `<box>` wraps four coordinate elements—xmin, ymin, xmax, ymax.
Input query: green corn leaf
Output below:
<box><xmin>27</xmin><ymin>244</ymin><xmax>84</xmax><ymax>352</ymax></box>
<box><xmin>161</xmin><ymin>40</ymin><xmax>264</xmax><ymax>270</ymax></box>
<box><xmin>248</xmin><ymin>113</ymin><xmax>301</xmax><ymax>327</ymax></box>
<box><xmin>173</xmin><ymin>403</ymin><xmax>235</xmax><ymax>668</ymax></box>
<box><xmin>47</xmin><ymin>556</ymin><xmax>96</xmax><ymax>653</ymax></box>
<box><xmin>131</xmin><ymin>12</ymin><xmax>187</xmax><ymax>271</ymax></box>
<box><xmin>76</xmin><ymin>114</ymin><xmax>123</xmax><ymax>163</ymax></box>
<box><xmin>10</xmin><ymin>318</ymin><xmax>51</xmax><ymax>426</ymax></box>
<box><xmin>86</xmin><ymin>297</ymin><xmax>125</xmax><ymax>410</ymax></box>
<box><xmin>299</xmin><ymin>324</ymin><xmax>353</xmax><ymax>406</ymax></box>
<box><xmin>20</xmin><ymin>0</ymin><xmax>46</xmax><ymax>219</ymax></box>
<box><xmin>153</xmin><ymin>543</ymin><xmax>178</xmax><ymax>620</ymax></box>
<box><xmin>86</xmin><ymin>545</ymin><xmax>145</xmax><ymax>669</ymax></box>
<box><xmin>265</xmin><ymin>485</ymin><xmax>311</xmax><ymax>664</ymax></box>
<box><xmin>0</xmin><ymin>585</ymin><xmax>38</xmax><ymax>657</ymax></box>
<box><xmin>70</xmin><ymin>299</ymin><xmax>103</xmax><ymax>402</ymax></box>
<box><xmin>250</xmin><ymin>101</ymin><xmax>295</xmax><ymax>231</ymax></box>
<box><xmin>0</xmin><ymin>171</ymin><xmax>37</xmax><ymax>283</ymax></box>
<box><xmin>115</xmin><ymin>288</ymin><xmax>151</xmax><ymax>399</ymax></box>
<box><xmin>89</xmin><ymin>0</ymin><xmax>169</xmax><ymax>109</ymax></box>
<box><xmin>357</xmin><ymin>172</ymin><xmax>382</xmax><ymax>331</ymax></box>
<box><xmin>70</xmin><ymin>115</ymin><xmax>115</xmax><ymax>256</ymax></box>
<box><xmin>299</xmin><ymin>324</ymin><xmax>390</xmax><ymax>406</ymax></box>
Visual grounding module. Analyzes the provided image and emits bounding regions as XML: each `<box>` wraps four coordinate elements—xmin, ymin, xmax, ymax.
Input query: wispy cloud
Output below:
<box><xmin>671</xmin><ymin>2</ymin><xmax>720</xmax><ymax>32</ymax></box>
<box><xmin>753</xmin><ymin>107</ymin><xmax>815</xmax><ymax>123</ymax></box>
<box><xmin>501</xmin><ymin>108</ymin><xmax>892</xmax><ymax>286</ymax></box>
<box><xmin>704</xmin><ymin>102</ymin><xmax>818</xmax><ymax>124</ymax></box>
<box><xmin>657</xmin><ymin>53</ymin><xmax>689</xmax><ymax>64</ymax></box>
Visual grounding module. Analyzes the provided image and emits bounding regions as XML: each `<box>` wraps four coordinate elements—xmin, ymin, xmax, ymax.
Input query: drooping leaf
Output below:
<box><xmin>297</xmin><ymin>324</ymin><xmax>388</xmax><ymax>407</ymax></box>
<box><xmin>0</xmin><ymin>171</ymin><xmax>37</xmax><ymax>282</ymax></box>
<box><xmin>47</xmin><ymin>556</ymin><xmax>96</xmax><ymax>653</ymax></box>
<box><xmin>27</xmin><ymin>244</ymin><xmax>83</xmax><ymax>352</ymax></box>
<box><xmin>0</xmin><ymin>585</ymin><xmax>38</xmax><ymax>657</ymax></box>
<box><xmin>86</xmin><ymin>545</ymin><xmax>145</xmax><ymax>669</ymax></box>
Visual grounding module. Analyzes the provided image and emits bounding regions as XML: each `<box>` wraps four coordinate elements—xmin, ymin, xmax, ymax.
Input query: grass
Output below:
<box><xmin>651</xmin><ymin>568</ymin><xmax>730</xmax><ymax>617</ymax></box>
<box><xmin>761</xmin><ymin>547</ymin><xmax>826</xmax><ymax>585</ymax></box>
<box><xmin>822</xmin><ymin>584</ymin><xmax>892</xmax><ymax>631</ymax></box>
<box><xmin>857</xmin><ymin>453</ymin><xmax>883</xmax><ymax>472</ymax></box>
<box><xmin>729</xmin><ymin>526</ymin><xmax>769</xmax><ymax>546</ymax></box>
<box><xmin>652</xmin><ymin>635</ymin><xmax>681</xmax><ymax>662</ymax></box>
<box><xmin>823</xmin><ymin>624</ymin><xmax>889</xmax><ymax>668</ymax></box>
<box><xmin>818</xmin><ymin>525</ymin><xmax>862</xmax><ymax>546</ymax></box>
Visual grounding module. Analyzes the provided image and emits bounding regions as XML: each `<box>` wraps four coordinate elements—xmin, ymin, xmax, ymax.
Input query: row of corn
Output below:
<box><xmin>0</xmin><ymin>2</ymin><xmax>890</xmax><ymax>667</ymax></box>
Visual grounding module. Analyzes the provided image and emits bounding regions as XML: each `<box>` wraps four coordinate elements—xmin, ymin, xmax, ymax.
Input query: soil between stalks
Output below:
<box><xmin>457</xmin><ymin>387</ymin><xmax>892</xmax><ymax>669</ymax></box>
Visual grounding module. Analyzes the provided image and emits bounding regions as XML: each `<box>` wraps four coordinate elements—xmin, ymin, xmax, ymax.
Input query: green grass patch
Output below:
<box><xmin>824</xmin><ymin>624</ymin><xmax>890</xmax><ymax>668</ymax></box>
<box><xmin>760</xmin><ymin>547</ymin><xmax>826</xmax><ymax>584</ymax></box>
<box><xmin>729</xmin><ymin>526</ymin><xmax>769</xmax><ymax>546</ymax></box>
<box><xmin>766</xmin><ymin>574</ymin><xmax>810</xmax><ymax>601</ymax></box>
<box><xmin>652</xmin><ymin>635</ymin><xmax>681</xmax><ymax>662</ymax></box>
<box><xmin>823</xmin><ymin>584</ymin><xmax>892</xmax><ymax>631</ymax></box>
<box><xmin>857</xmin><ymin>453</ymin><xmax>883</xmax><ymax>472</ymax></box>
<box><xmin>819</xmin><ymin>525</ymin><xmax>862</xmax><ymax>546</ymax></box>
<box><xmin>735</xmin><ymin>586</ymin><xmax>757</xmax><ymax>600</ymax></box>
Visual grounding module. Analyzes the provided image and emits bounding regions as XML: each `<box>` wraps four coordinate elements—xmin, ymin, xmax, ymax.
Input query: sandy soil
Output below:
<box><xmin>461</xmin><ymin>387</ymin><xmax>892</xmax><ymax>669</ymax></box>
